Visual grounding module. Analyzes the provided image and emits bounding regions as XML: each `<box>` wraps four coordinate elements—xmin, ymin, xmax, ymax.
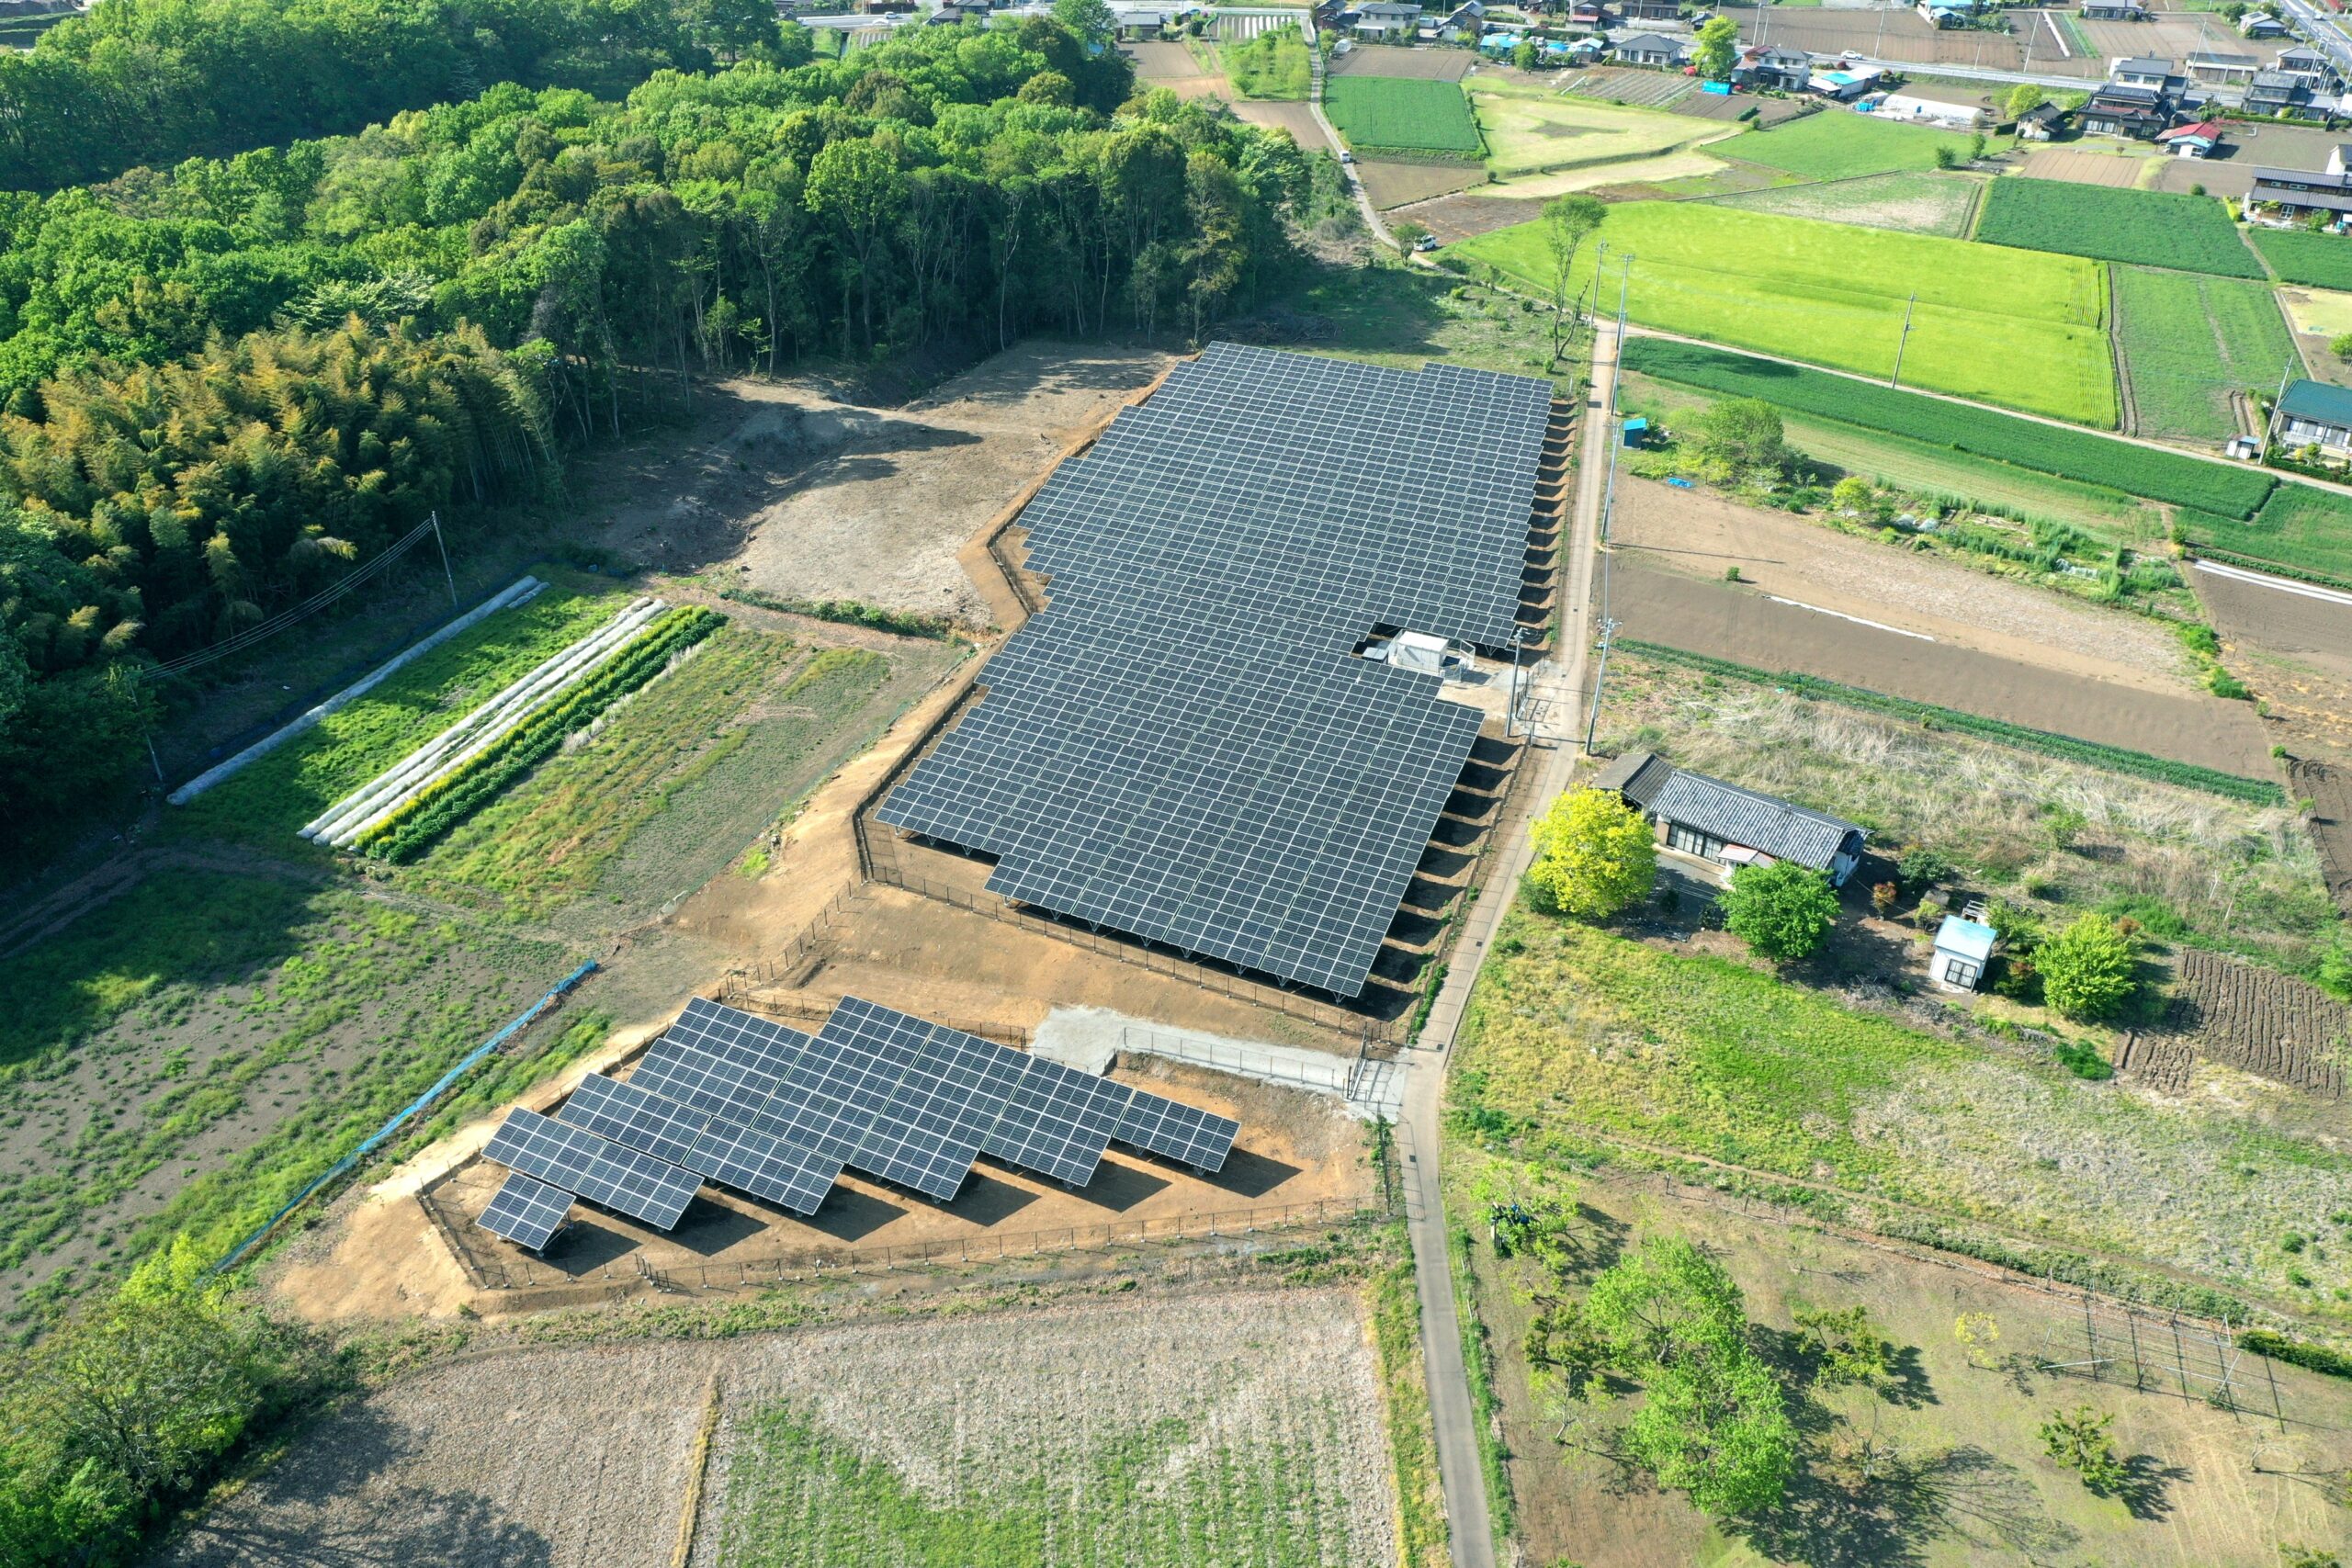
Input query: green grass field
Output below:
<box><xmin>1456</xmin><ymin>913</ymin><xmax>2352</xmax><ymax>1314</ymax></box>
<box><xmin>1466</xmin><ymin>80</ymin><xmax>1722</xmax><ymax>179</ymax></box>
<box><xmin>1325</xmin><ymin>75</ymin><xmax>1482</xmax><ymax>155</ymax></box>
<box><xmin>2178</xmin><ymin>482</ymin><xmax>2352</xmax><ymax>584</ymax></box>
<box><xmin>1622</xmin><ymin>336</ymin><xmax>2275</xmax><ymax>514</ymax></box>
<box><xmin>1976</xmin><ymin>178</ymin><xmax>2265</xmax><ymax>278</ymax></box>
<box><xmin>2113</xmin><ymin>265</ymin><xmax>2298</xmax><ymax>444</ymax></box>
<box><xmin>1713</xmin><ymin>110</ymin><xmax>1997</xmax><ymax>180</ymax></box>
<box><xmin>2251</xmin><ymin>227</ymin><xmax>2352</xmax><ymax>290</ymax></box>
<box><xmin>1453</xmin><ymin>201</ymin><xmax>2116</xmax><ymax>423</ymax></box>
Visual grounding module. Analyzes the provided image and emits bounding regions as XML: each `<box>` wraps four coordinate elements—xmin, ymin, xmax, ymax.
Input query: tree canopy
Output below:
<box><xmin>2036</xmin><ymin>912</ymin><xmax>2138</xmax><ymax>1020</ymax></box>
<box><xmin>1721</xmin><ymin>861</ymin><xmax>1839</xmax><ymax>961</ymax></box>
<box><xmin>1527</xmin><ymin>786</ymin><xmax>1657</xmax><ymax>919</ymax></box>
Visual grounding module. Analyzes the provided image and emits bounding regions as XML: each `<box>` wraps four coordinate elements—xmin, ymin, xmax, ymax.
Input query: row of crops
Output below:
<box><xmin>1974</xmin><ymin>180</ymin><xmax>2266</xmax><ymax>280</ymax></box>
<box><xmin>1620</xmin><ymin>337</ymin><xmax>2277</xmax><ymax>516</ymax></box>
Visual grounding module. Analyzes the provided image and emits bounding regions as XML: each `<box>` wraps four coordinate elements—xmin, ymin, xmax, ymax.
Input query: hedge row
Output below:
<box><xmin>1618</xmin><ymin>639</ymin><xmax>2284</xmax><ymax>805</ymax></box>
<box><xmin>362</xmin><ymin>606</ymin><xmax>721</xmax><ymax>862</ymax></box>
<box><xmin>2241</xmin><ymin>1327</ymin><xmax>2352</xmax><ymax>1382</ymax></box>
<box><xmin>1622</xmin><ymin>336</ymin><xmax>2278</xmax><ymax>518</ymax></box>
<box><xmin>718</xmin><ymin>585</ymin><xmax>956</xmax><ymax>639</ymax></box>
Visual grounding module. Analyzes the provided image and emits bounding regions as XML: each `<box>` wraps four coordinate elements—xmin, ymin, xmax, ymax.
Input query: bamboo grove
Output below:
<box><xmin>0</xmin><ymin>10</ymin><xmax>1337</xmax><ymax>848</ymax></box>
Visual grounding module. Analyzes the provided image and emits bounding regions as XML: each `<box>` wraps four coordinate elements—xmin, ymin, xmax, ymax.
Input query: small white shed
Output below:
<box><xmin>1932</xmin><ymin>914</ymin><xmax>1996</xmax><ymax>992</ymax></box>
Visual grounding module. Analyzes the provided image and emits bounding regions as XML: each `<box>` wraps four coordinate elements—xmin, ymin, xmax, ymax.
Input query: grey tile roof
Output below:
<box><xmin>1590</xmin><ymin>750</ymin><xmax>1673</xmax><ymax>807</ymax></box>
<box><xmin>1646</xmin><ymin>769</ymin><xmax>1863</xmax><ymax>871</ymax></box>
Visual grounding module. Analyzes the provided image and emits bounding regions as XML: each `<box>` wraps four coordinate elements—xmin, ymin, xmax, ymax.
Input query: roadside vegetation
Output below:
<box><xmin>1975</xmin><ymin>180</ymin><xmax>2265</xmax><ymax>279</ymax></box>
<box><xmin>2177</xmin><ymin>484</ymin><xmax>2352</xmax><ymax>587</ymax></box>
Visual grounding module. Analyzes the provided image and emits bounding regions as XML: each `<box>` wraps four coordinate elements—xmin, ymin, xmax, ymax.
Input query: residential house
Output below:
<box><xmin>2184</xmin><ymin>49</ymin><xmax>2259</xmax><ymax>86</ymax></box>
<box><xmin>1351</xmin><ymin>0</ymin><xmax>1421</xmax><ymax>37</ymax></box>
<box><xmin>2109</xmin><ymin>54</ymin><xmax>2174</xmax><ymax>87</ymax></box>
<box><xmin>2015</xmin><ymin>99</ymin><xmax>2070</xmax><ymax>139</ymax></box>
<box><xmin>1931</xmin><ymin>915</ymin><xmax>1996</xmax><ymax>992</ymax></box>
<box><xmin>2275</xmin><ymin>45</ymin><xmax>2338</xmax><ymax>91</ymax></box>
<box><xmin>1918</xmin><ymin>0</ymin><xmax>1965</xmax><ymax>27</ymax></box>
<box><xmin>1878</xmin><ymin>83</ymin><xmax>1996</xmax><ymax>130</ymax></box>
<box><xmin>1617</xmin><ymin>0</ymin><xmax>1679</xmax><ymax>18</ymax></box>
<box><xmin>2238</xmin><ymin>9</ymin><xmax>2289</xmax><ymax>37</ymax></box>
<box><xmin>2155</xmin><ymin>118</ymin><xmax>2224</xmax><ymax>155</ymax></box>
<box><xmin>2275</xmin><ymin>378</ymin><xmax>2352</xmax><ymax>450</ymax></box>
<box><xmin>1591</xmin><ymin>751</ymin><xmax>1870</xmax><ymax>888</ymax></box>
<box><xmin>1565</xmin><ymin>0</ymin><xmax>1607</xmax><ymax>27</ymax></box>
<box><xmin>2079</xmin><ymin>82</ymin><xmax>2170</xmax><ymax>137</ymax></box>
<box><xmin>2250</xmin><ymin>163</ymin><xmax>2352</xmax><ymax>224</ymax></box>
<box><xmin>2078</xmin><ymin>0</ymin><xmax>2146</xmax><ymax>17</ymax></box>
<box><xmin>2245</xmin><ymin>68</ymin><xmax>2309</xmax><ymax>112</ymax></box>
<box><xmin>1734</xmin><ymin>44</ymin><xmax>1810</xmax><ymax>91</ymax></box>
<box><xmin>1613</xmin><ymin>29</ymin><xmax>1683</xmax><ymax>65</ymax></box>
<box><xmin>1439</xmin><ymin>0</ymin><xmax>1483</xmax><ymax>37</ymax></box>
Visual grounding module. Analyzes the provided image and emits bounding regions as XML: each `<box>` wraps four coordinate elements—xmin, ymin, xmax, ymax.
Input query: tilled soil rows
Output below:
<box><xmin>2292</xmin><ymin>757</ymin><xmax>2352</xmax><ymax>913</ymax></box>
<box><xmin>2156</xmin><ymin>947</ymin><xmax>2348</xmax><ymax>1098</ymax></box>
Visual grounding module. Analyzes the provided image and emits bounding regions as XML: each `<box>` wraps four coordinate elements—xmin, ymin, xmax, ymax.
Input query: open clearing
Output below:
<box><xmin>1328</xmin><ymin>41</ymin><xmax>1474</xmax><ymax>79</ymax></box>
<box><xmin>1453</xmin><ymin>1156</ymin><xmax>2352</xmax><ymax>1568</ymax></box>
<box><xmin>1608</xmin><ymin>560</ymin><xmax>2276</xmax><ymax>776</ymax></box>
<box><xmin>1359</xmin><ymin>159</ymin><xmax>1487</xmax><ymax>210</ymax></box>
<box><xmin>1608</xmin><ymin>477</ymin><xmax>2195</xmax><ymax>693</ymax></box>
<box><xmin>2113</xmin><ymin>265</ymin><xmax>2292</xmax><ymax>445</ymax></box>
<box><xmin>1124</xmin><ymin>39</ymin><xmax>1223</xmax><ymax>96</ymax></box>
<box><xmin>1453</xmin><ymin>203</ymin><xmax>2117</xmax><ymax>423</ymax></box>
<box><xmin>162</xmin><ymin>1287</ymin><xmax>1403</xmax><ymax>1568</ymax></box>
<box><xmin>1467</xmin><ymin>81</ymin><xmax>1731</xmax><ymax>182</ymax></box>
<box><xmin>1713</xmin><ymin>110</ymin><xmax>2000</xmax><ymax>180</ymax></box>
<box><xmin>2017</xmin><ymin>147</ymin><xmax>2149</xmax><ymax>189</ymax></box>
<box><xmin>1707</xmin><ymin>169</ymin><xmax>1982</xmax><ymax>238</ymax></box>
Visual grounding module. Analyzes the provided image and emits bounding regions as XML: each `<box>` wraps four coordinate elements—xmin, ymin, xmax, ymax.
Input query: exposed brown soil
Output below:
<box><xmin>1747</xmin><ymin>7</ymin><xmax>2101</xmax><ymax>75</ymax></box>
<box><xmin>1609</xmin><ymin>558</ymin><xmax>2277</xmax><ymax>776</ymax></box>
<box><xmin>1328</xmin><ymin>41</ymin><xmax>1475</xmax><ymax>78</ymax></box>
<box><xmin>2143</xmin><ymin>947</ymin><xmax>2348</xmax><ymax>1099</ymax></box>
<box><xmin>1403</xmin><ymin>191</ymin><xmax>1547</xmax><ymax>243</ymax></box>
<box><xmin>1611</xmin><ymin>477</ymin><xmax>2198</xmax><ymax>694</ymax></box>
<box><xmin>1125</xmin><ymin>38</ymin><xmax>1223</xmax><ymax>96</ymax></box>
<box><xmin>2293</xmin><ymin>758</ymin><xmax>2352</xmax><ymax>911</ymax></box>
<box><xmin>1359</xmin><ymin>159</ymin><xmax>1487</xmax><ymax>210</ymax></box>
<box><xmin>1230</xmin><ymin>97</ymin><xmax>1323</xmax><ymax>144</ymax></box>
<box><xmin>2018</xmin><ymin>148</ymin><xmax>2148</xmax><ymax>188</ymax></box>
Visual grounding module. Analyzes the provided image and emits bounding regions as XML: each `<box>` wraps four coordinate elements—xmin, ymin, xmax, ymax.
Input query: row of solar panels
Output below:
<box><xmin>476</xmin><ymin>996</ymin><xmax>1241</xmax><ymax>1251</ymax></box>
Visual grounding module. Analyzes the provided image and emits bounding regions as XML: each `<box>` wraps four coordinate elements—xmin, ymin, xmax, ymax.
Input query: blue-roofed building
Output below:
<box><xmin>1932</xmin><ymin>914</ymin><xmax>1996</xmax><ymax>992</ymax></box>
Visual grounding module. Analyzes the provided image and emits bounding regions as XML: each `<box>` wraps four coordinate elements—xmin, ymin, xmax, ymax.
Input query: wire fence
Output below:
<box><xmin>427</xmin><ymin>1191</ymin><xmax>1386</xmax><ymax>1295</ymax></box>
<box><xmin>1116</xmin><ymin>1023</ymin><xmax>1383</xmax><ymax>1102</ymax></box>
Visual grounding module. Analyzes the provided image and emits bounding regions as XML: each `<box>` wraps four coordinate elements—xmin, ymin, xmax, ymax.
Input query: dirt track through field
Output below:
<box><xmin>1609</xmin><ymin>559</ymin><xmax>2275</xmax><ymax>776</ymax></box>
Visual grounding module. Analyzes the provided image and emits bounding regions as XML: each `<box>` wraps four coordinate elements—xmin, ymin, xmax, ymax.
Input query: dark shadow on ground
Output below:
<box><xmin>1204</xmin><ymin>1145</ymin><xmax>1303</xmax><ymax>1200</ymax></box>
<box><xmin>1068</xmin><ymin>1156</ymin><xmax>1170</xmax><ymax>1213</ymax></box>
<box><xmin>795</xmin><ymin>1182</ymin><xmax>904</xmax><ymax>1243</ymax></box>
<box><xmin>950</xmin><ymin>1167</ymin><xmax>1043</xmax><ymax>1226</ymax></box>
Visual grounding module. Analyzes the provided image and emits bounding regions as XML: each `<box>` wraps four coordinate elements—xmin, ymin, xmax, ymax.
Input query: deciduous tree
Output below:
<box><xmin>2036</xmin><ymin>912</ymin><xmax>2138</xmax><ymax>1020</ymax></box>
<box><xmin>1527</xmin><ymin>787</ymin><xmax>1657</xmax><ymax>919</ymax></box>
<box><xmin>1721</xmin><ymin>861</ymin><xmax>1839</xmax><ymax>961</ymax></box>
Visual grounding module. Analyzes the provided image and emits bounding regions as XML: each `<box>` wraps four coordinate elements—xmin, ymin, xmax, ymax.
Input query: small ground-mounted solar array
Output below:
<box><xmin>474</xmin><ymin>996</ymin><xmax>1239</xmax><ymax>1251</ymax></box>
<box><xmin>877</xmin><ymin>341</ymin><xmax>1555</xmax><ymax>999</ymax></box>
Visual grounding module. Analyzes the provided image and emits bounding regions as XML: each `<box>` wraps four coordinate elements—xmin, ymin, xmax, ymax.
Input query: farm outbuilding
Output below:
<box><xmin>1931</xmin><ymin>914</ymin><xmax>1996</xmax><ymax>992</ymax></box>
<box><xmin>1592</xmin><ymin>750</ymin><xmax>1869</xmax><ymax>888</ymax></box>
<box><xmin>2156</xmin><ymin>119</ymin><xmax>2223</xmax><ymax>157</ymax></box>
<box><xmin>1877</xmin><ymin>85</ymin><xmax>1994</xmax><ymax>130</ymax></box>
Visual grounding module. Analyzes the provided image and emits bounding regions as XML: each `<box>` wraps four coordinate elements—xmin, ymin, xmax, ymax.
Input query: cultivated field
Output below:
<box><xmin>2181</xmin><ymin>482</ymin><xmax>2352</xmax><ymax>584</ymax></box>
<box><xmin>1324</xmin><ymin>75</ymin><xmax>1482</xmax><ymax>155</ymax></box>
<box><xmin>1557</xmin><ymin>64</ymin><xmax>1699</xmax><ymax>110</ymax></box>
<box><xmin>2253</xmin><ymin>227</ymin><xmax>2352</xmax><ymax>291</ymax></box>
<box><xmin>1125</xmin><ymin>39</ymin><xmax>1223</xmax><ymax>96</ymax></box>
<box><xmin>2136</xmin><ymin>947</ymin><xmax>2348</xmax><ymax>1097</ymax></box>
<box><xmin>1223</xmin><ymin>23</ymin><xmax>1308</xmax><ymax>98</ymax></box>
<box><xmin>2016</xmin><ymin>146</ymin><xmax>2148</xmax><ymax>189</ymax></box>
<box><xmin>1454</xmin><ymin>205</ymin><xmax>2116</xmax><ymax>422</ymax></box>
<box><xmin>1467</xmin><ymin>82</ymin><xmax>1731</xmax><ymax>181</ymax></box>
<box><xmin>695</xmin><ymin>1292</ymin><xmax>1400</xmax><ymax>1568</ymax></box>
<box><xmin>1708</xmin><ymin>169</ymin><xmax>1982</xmax><ymax>238</ymax></box>
<box><xmin>1451</xmin><ymin>1155</ymin><xmax>2352</xmax><ymax>1568</ymax></box>
<box><xmin>1328</xmin><ymin>40</ymin><xmax>1474</xmax><ymax>78</ymax></box>
<box><xmin>1713</xmin><ymin>109</ymin><xmax>1997</xmax><ymax>180</ymax></box>
<box><xmin>2112</xmin><ymin>265</ymin><xmax>2294</xmax><ymax>444</ymax></box>
<box><xmin>1359</xmin><ymin>159</ymin><xmax>1487</xmax><ymax>209</ymax></box>
<box><xmin>1976</xmin><ymin>177</ymin><xmax>2264</xmax><ymax>278</ymax></box>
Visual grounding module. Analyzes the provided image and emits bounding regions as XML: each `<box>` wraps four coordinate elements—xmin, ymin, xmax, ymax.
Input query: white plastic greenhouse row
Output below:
<box><xmin>301</xmin><ymin>595</ymin><xmax>672</xmax><ymax>850</ymax></box>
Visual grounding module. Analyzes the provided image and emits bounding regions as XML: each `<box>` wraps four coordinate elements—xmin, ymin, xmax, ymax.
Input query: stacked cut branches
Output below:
<box><xmin>300</xmin><ymin>599</ymin><xmax>719</xmax><ymax>860</ymax></box>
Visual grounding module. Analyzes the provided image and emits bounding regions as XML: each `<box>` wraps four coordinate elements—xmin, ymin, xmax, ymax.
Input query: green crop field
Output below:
<box><xmin>1324</xmin><ymin>75</ymin><xmax>1481</xmax><ymax>155</ymax></box>
<box><xmin>1453</xmin><ymin>202</ymin><xmax>2116</xmax><ymax>423</ymax></box>
<box><xmin>1622</xmin><ymin>336</ymin><xmax>2277</xmax><ymax>514</ymax></box>
<box><xmin>2178</xmin><ymin>482</ymin><xmax>2352</xmax><ymax>584</ymax></box>
<box><xmin>2113</xmin><ymin>265</ymin><xmax>2298</xmax><ymax>444</ymax></box>
<box><xmin>2251</xmin><ymin>227</ymin><xmax>2352</xmax><ymax>290</ymax></box>
<box><xmin>1975</xmin><ymin>178</ymin><xmax>2264</xmax><ymax>278</ymax></box>
<box><xmin>1713</xmin><ymin>110</ymin><xmax>1997</xmax><ymax>180</ymax></box>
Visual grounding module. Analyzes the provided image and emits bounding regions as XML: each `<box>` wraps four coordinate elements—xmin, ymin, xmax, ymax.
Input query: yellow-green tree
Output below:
<box><xmin>1527</xmin><ymin>787</ymin><xmax>1656</xmax><ymax>919</ymax></box>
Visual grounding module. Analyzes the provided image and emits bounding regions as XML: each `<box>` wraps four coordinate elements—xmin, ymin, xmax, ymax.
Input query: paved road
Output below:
<box><xmin>1395</xmin><ymin>314</ymin><xmax>1615</xmax><ymax>1568</ymax></box>
<box><xmin>2282</xmin><ymin>0</ymin><xmax>2352</xmax><ymax>83</ymax></box>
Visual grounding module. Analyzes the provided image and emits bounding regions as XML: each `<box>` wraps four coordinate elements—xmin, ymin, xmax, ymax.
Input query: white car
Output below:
<box><xmin>1340</xmin><ymin>150</ymin><xmax>1355</xmax><ymax>164</ymax></box>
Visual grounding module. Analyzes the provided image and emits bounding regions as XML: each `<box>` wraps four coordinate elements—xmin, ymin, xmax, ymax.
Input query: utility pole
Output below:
<box><xmin>1601</xmin><ymin>254</ymin><xmax>1633</xmax><ymax>547</ymax></box>
<box><xmin>1583</xmin><ymin>615</ymin><xmax>1622</xmax><ymax>754</ymax></box>
<box><xmin>2266</xmin><ymin>355</ymin><xmax>2297</xmax><ymax>452</ymax></box>
<box><xmin>430</xmin><ymin>511</ymin><xmax>458</xmax><ymax>608</ymax></box>
<box><xmin>1589</xmin><ymin>240</ymin><xmax>1608</xmax><ymax>328</ymax></box>
<box><xmin>1890</xmin><ymin>290</ymin><xmax>1917</xmax><ymax>389</ymax></box>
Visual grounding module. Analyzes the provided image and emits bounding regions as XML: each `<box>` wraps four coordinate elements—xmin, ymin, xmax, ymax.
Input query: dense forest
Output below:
<box><xmin>0</xmin><ymin>3</ymin><xmax>1335</xmax><ymax>852</ymax></box>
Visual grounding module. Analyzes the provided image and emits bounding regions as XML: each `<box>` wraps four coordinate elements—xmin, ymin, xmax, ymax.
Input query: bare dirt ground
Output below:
<box><xmin>1125</xmin><ymin>38</ymin><xmax>1223</xmax><ymax>96</ymax></box>
<box><xmin>1469</xmin><ymin>1167</ymin><xmax>2352</xmax><ymax>1568</ymax></box>
<box><xmin>1611</xmin><ymin>477</ymin><xmax>2199</xmax><ymax>694</ymax></box>
<box><xmin>1609</xmin><ymin>558</ymin><xmax>2278</xmax><ymax>776</ymax></box>
<box><xmin>2195</xmin><ymin>562</ymin><xmax>2352</xmax><ymax>772</ymax></box>
<box><xmin>1230</xmin><ymin>97</ymin><xmax>1323</xmax><ymax>143</ymax></box>
<box><xmin>2079</xmin><ymin>10</ymin><xmax>2276</xmax><ymax>63</ymax></box>
<box><xmin>2149</xmin><ymin>152</ymin><xmax>2256</xmax><ymax>199</ymax></box>
<box><xmin>1329</xmin><ymin>41</ymin><xmax>1475</xmax><ymax>78</ymax></box>
<box><xmin>2292</xmin><ymin>757</ymin><xmax>2352</xmax><ymax>911</ymax></box>
<box><xmin>1737</xmin><ymin>7</ymin><xmax>2074</xmax><ymax>73</ymax></box>
<box><xmin>1360</xmin><ymin>159</ymin><xmax>1487</xmax><ymax>209</ymax></box>
<box><xmin>163</xmin><ymin>1285</ymin><xmax>1396</xmax><ymax>1568</ymax></box>
<box><xmin>2018</xmin><ymin>147</ymin><xmax>2149</xmax><ymax>188</ymax></box>
<box><xmin>1406</xmin><ymin>191</ymin><xmax>1547</xmax><ymax>243</ymax></box>
<box><xmin>273</xmin><ymin>1050</ymin><xmax>1371</xmax><ymax>1320</ymax></box>
<box><xmin>2138</xmin><ymin>946</ymin><xmax>2347</xmax><ymax>1097</ymax></box>
<box><xmin>711</xmin><ymin>343</ymin><xmax>1174</xmax><ymax>627</ymax></box>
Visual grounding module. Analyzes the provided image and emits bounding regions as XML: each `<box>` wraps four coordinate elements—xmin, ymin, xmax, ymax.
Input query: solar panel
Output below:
<box><xmin>558</xmin><ymin>1072</ymin><xmax>707</xmax><ymax>1169</ymax></box>
<box><xmin>482</xmin><ymin>1107</ymin><xmax>702</xmax><ymax>1230</ymax></box>
<box><xmin>479</xmin><ymin>1171</ymin><xmax>572</xmax><ymax>1250</ymax></box>
<box><xmin>685</xmin><ymin>1119</ymin><xmax>844</xmax><ymax>1214</ymax></box>
<box><xmin>983</xmin><ymin>1055</ymin><xmax>1122</xmax><ymax>1187</ymax></box>
<box><xmin>1114</xmin><ymin>1090</ymin><xmax>1241</xmax><ymax>1172</ymax></box>
<box><xmin>876</xmin><ymin>342</ymin><xmax>1554</xmax><ymax>998</ymax></box>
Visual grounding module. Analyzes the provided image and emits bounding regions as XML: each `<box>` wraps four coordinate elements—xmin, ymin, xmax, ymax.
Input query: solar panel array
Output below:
<box><xmin>474</xmin><ymin>997</ymin><xmax>1241</xmax><ymax>1249</ymax></box>
<box><xmin>877</xmin><ymin>342</ymin><xmax>1555</xmax><ymax>998</ymax></box>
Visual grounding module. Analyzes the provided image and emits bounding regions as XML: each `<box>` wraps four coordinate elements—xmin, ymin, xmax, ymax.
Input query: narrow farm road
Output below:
<box><xmin>1395</xmin><ymin>316</ymin><xmax>1614</xmax><ymax>1568</ymax></box>
<box><xmin>1303</xmin><ymin>14</ymin><xmax>1394</xmax><ymax>248</ymax></box>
